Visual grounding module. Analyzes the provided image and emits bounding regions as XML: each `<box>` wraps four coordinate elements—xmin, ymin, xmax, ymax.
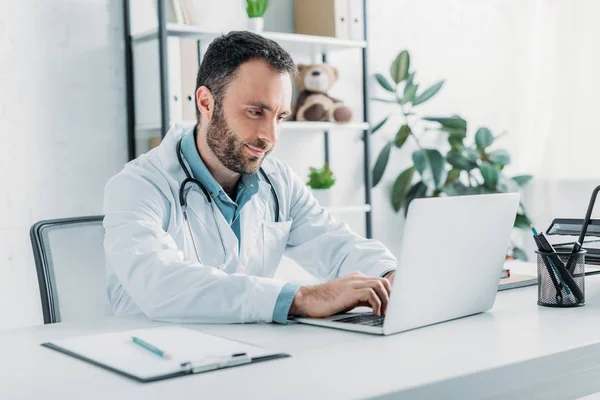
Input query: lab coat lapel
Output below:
<box><xmin>186</xmin><ymin>189</ymin><xmax>240</xmax><ymax>269</ymax></box>
<box><xmin>237</xmin><ymin>181</ymin><xmax>271</xmax><ymax>272</ymax></box>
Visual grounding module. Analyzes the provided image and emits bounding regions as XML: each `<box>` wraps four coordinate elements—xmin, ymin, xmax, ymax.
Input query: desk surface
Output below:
<box><xmin>3</xmin><ymin>262</ymin><xmax>600</xmax><ymax>400</ymax></box>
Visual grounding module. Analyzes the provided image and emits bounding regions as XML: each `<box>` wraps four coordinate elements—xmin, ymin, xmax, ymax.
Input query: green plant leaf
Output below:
<box><xmin>375</xmin><ymin>73</ymin><xmax>395</xmax><ymax>92</ymax></box>
<box><xmin>246</xmin><ymin>0</ymin><xmax>269</xmax><ymax>17</ymax></box>
<box><xmin>413</xmin><ymin>80</ymin><xmax>445</xmax><ymax>106</ymax></box>
<box><xmin>464</xmin><ymin>148</ymin><xmax>480</xmax><ymax>162</ymax></box>
<box><xmin>488</xmin><ymin>149</ymin><xmax>511</xmax><ymax>166</ymax></box>
<box><xmin>394</xmin><ymin>124</ymin><xmax>411</xmax><ymax>148</ymax></box>
<box><xmin>413</xmin><ymin>149</ymin><xmax>446</xmax><ymax>189</ymax></box>
<box><xmin>498</xmin><ymin>176</ymin><xmax>521</xmax><ymax>193</ymax></box>
<box><xmin>422</xmin><ymin>116</ymin><xmax>467</xmax><ymax>130</ymax></box>
<box><xmin>448</xmin><ymin>136</ymin><xmax>464</xmax><ymax>151</ymax></box>
<box><xmin>371</xmin><ymin>116</ymin><xmax>389</xmax><ymax>134</ymax></box>
<box><xmin>403</xmin><ymin>181</ymin><xmax>428</xmax><ymax>216</ymax></box>
<box><xmin>391</xmin><ymin>167</ymin><xmax>416</xmax><ymax>212</ymax></box>
<box><xmin>447</xmin><ymin>151</ymin><xmax>476</xmax><ymax>171</ymax></box>
<box><xmin>390</xmin><ymin>50</ymin><xmax>410</xmax><ymax>84</ymax></box>
<box><xmin>446</xmin><ymin>168</ymin><xmax>461</xmax><ymax>184</ymax></box>
<box><xmin>465</xmin><ymin>185</ymin><xmax>488</xmax><ymax>195</ymax></box>
<box><xmin>512</xmin><ymin>246</ymin><xmax>528</xmax><ymax>261</ymax></box>
<box><xmin>479</xmin><ymin>162</ymin><xmax>499</xmax><ymax>189</ymax></box>
<box><xmin>372</xmin><ymin>142</ymin><xmax>393</xmax><ymax>187</ymax></box>
<box><xmin>307</xmin><ymin>163</ymin><xmax>335</xmax><ymax>189</ymax></box>
<box><xmin>442</xmin><ymin>180</ymin><xmax>469</xmax><ymax>196</ymax></box>
<box><xmin>514</xmin><ymin>213</ymin><xmax>531</xmax><ymax>230</ymax></box>
<box><xmin>372</xmin><ymin>97</ymin><xmax>397</xmax><ymax>104</ymax></box>
<box><xmin>445</xmin><ymin>128</ymin><xmax>468</xmax><ymax>137</ymax></box>
<box><xmin>403</xmin><ymin>84</ymin><xmax>418</xmax><ymax>104</ymax></box>
<box><xmin>475</xmin><ymin>127</ymin><xmax>494</xmax><ymax>149</ymax></box>
<box><xmin>423</xmin><ymin>116</ymin><xmax>467</xmax><ymax>138</ymax></box>
<box><xmin>405</xmin><ymin>72</ymin><xmax>415</xmax><ymax>87</ymax></box>
<box><xmin>512</xmin><ymin>175</ymin><xmax>533</xmax><ymax>187</ymax></box>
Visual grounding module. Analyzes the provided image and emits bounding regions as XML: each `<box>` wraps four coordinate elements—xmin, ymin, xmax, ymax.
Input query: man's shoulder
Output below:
<box><xmin>106</xmin><ymin>124</ymin><xmax>188</xmax><ymax>194</ymax></box>
<box><xmin>104</xmin><ymin>147</ymin><xmax>174</xmax><ymax>202</ymax></box>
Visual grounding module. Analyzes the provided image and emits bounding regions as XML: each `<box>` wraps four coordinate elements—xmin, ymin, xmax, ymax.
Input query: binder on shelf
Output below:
<box><xmin>170</xmin><ymin>0</ymin><xmax>184</xmax><ymax>24</ymax></box>
<box><xmin>295</xmin><ymin>0</ymin><xmax>350</xmax><ymax>39</ymax></box>
<box><xmin>347</xmin><ymin>0</ymin><xmax>365</xmax><ymax>40</ymax></box>
<box><xmin>42</xmin><ymin>326</ymin><xmax>288</xmax><ymax>383</ymax></box>
<box><xmin>179</xmin><ymin>0</ymin><xmax>197</xmax><ymax>25</ymax></box>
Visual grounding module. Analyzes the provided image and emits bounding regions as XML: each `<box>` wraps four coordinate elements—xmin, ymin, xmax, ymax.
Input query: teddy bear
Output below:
<box><xmin>290</xmin><ymin>63</ymin><xmax>353</xmax><ymax>123</ymax></box>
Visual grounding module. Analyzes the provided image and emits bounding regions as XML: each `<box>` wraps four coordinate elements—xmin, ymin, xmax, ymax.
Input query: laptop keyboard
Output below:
<box><xmin>333</xmin><ymin>314</ymin><xmax>385</xmax><ymax>327</ymax></box>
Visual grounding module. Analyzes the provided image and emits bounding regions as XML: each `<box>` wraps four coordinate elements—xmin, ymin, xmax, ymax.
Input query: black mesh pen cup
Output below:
<box><xmin>536</xmin><ymin>250</ymin><xmax>586</xmax><ymax>307</ymax></box>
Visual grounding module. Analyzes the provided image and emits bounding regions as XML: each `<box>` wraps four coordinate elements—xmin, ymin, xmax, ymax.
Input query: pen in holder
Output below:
<box><xmin>536</xmin><ymin>250</ymin><xmax>586</xmax><ymax>307</ymax></box>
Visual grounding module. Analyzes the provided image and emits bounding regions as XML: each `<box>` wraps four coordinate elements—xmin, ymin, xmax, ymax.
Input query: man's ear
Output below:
<box><xmin>196</xmin><ymin>86</ymin><xmax>214</xmax><ymax>120</ymax></box>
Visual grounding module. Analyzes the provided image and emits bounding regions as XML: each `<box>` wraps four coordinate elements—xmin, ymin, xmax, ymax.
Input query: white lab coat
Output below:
<box><xmin>103</xmin><ymin>124</ymin><xmax>397</xmax><ymax>323</ymax></box>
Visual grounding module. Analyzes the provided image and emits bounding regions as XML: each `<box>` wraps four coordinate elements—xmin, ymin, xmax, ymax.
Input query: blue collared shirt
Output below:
<box><xmin>180</xmin><ymin>129</ymin><xmax>299</xmax><ymax>324</ymax></box>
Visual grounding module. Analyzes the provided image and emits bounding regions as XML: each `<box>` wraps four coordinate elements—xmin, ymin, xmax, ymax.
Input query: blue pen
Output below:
<box><xmin>131</xmin><ymin>336</ymin><xmax>172</xmax><ymax>359</ymax></box>
<box><xmin>530</xmin><ymin>224</ymin><xmax>538</xmax><ymax>236</ymax></box>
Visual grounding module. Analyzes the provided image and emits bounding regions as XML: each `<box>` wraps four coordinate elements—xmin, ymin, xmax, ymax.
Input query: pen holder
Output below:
<box><xmin>536</xmin><ymin>250</ymin><xmax>586</xmax><ymax>307</ymax></box>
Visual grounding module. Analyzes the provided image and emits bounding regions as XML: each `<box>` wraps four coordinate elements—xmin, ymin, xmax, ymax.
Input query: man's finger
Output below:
<box><xmin>366</xmin><ymin>279</ymin><xmax>389</xmax><ymax>315</ymax></box>
<box><xmin>361</xmin><ymin>288</ymin><xmax>381</xmax><ymax>316</ymax></box>
<box><xmin>380</xmin><ymin>277</ymin><xmax>392</xmax><ymax>294</ymax></box>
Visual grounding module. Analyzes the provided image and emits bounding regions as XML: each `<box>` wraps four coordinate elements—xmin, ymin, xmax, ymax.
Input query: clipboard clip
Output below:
<box><xmin>180</xmin><ymin>353</ymin><xmax>251</xmax><ymax>374</ymax></box>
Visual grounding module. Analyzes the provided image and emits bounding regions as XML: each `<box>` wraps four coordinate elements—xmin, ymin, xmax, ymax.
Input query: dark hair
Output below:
<box><xmin>195</xmin><ymin>31</ymin><xmax>297</xmax><ymax>121</ymax></box>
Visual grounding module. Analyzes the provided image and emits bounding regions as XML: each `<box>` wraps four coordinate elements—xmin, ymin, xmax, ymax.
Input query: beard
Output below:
<box><xmin>206</xmin><ymin>106</ymin><xmax>272</xmax><ymax>175</ymax></box>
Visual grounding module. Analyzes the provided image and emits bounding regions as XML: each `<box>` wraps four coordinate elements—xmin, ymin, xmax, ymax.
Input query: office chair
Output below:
<box><xmin>30</xmin><ymin>216</ymin><xmax>113</xmax><ymax>324</ymax></box>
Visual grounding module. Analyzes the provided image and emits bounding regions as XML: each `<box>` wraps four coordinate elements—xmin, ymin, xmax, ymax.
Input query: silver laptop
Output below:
<box><xmin>294</xmin><ymin>193</ymin><xmax>520</xmax><ymax>335</ymax></box>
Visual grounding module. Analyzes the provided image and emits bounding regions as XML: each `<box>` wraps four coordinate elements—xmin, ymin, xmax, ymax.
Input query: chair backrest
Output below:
<box><xmin>30</xmin><ymin>216</ymin><xmax>112</xmax><ymax>324</ymax></box>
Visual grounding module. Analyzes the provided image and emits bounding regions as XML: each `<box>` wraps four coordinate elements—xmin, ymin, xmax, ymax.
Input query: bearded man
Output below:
<box><xmin>103</xmin><ymin>31</ymin><xmax>397</xmax><ymax>324</ymax></box>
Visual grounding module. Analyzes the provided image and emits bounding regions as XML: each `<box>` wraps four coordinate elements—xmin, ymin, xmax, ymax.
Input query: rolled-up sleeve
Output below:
<box><xmin>272</xmin><ymin>282</ymin><xmax>302</xmax><ymax>324</ymax></box>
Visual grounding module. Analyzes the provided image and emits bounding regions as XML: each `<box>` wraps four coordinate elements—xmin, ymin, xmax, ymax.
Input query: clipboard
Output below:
<box><xmin>41</xmin><ymin>326</ymin><xmax>289</xmax><ymax>383</ymax></box>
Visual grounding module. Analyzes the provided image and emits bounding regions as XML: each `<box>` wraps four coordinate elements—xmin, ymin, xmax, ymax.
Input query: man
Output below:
<box><xmin>104</xmin><ymin>31</ymin><xmax>397</xmax><ymax>324</ymax></box>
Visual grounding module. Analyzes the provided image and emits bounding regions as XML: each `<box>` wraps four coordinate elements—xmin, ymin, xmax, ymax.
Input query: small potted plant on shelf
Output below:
<box><xmin>307</xmin><ymin>163</ymin><xmax>336</xmax><ymax>206</ymax></box>
<box><xmin>245</xmin><ymin>0</ymin><xmax>269</xmax><ymax>33</ymax></box>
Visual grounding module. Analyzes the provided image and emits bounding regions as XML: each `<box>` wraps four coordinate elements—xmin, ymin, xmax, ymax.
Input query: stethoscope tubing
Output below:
<box><xmin>175</xmin><ymin>137</ymin><xmax>280</xmax><ymax>264</ymax></box>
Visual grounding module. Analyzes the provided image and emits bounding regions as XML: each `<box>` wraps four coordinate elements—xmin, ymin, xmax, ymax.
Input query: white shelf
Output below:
<box><xmin>133</xmin><ymin>24</ymin><xmax>367</xmax><ymax>53</ymax></box>
<box><xmin>135</xmin><ymin>120</ymin><xmax>369</xmax><ymax>133</ymax></box>
<box><xmin>282</xmin><ymin>121</ymin><xmax>369</xmax><ymax>131</ymax></box>
<box><xmin>324</xmin><ymin>205</ymin><xmax>372</xmax><ymax>214</ymax></box>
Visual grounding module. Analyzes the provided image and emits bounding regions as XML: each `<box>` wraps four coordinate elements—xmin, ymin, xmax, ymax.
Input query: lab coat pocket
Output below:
<box><xmin>262</xmin><ymin>220</ymin><xmax>292</xmax><ymax>278</ymax></box>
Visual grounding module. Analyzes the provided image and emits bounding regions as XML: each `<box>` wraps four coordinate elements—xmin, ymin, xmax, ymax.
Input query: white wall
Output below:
<box><xmin>0</xmin><ymin>1</ymin><xmax>127</xmax><ymax>329</ymax></box>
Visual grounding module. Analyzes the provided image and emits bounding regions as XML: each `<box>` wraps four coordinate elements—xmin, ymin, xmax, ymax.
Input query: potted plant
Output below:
<box><xmin>371</xmin><ymin>49</ymin><xmax>533</xmax><ymax>261</ymax></box>
<box><xmin>307</xmin><ymin>163</ymin><xmax>336</xmax><ymax>206</ymax></box>
<box><xmin>245</xmin><ymin>0</ymin><xmax>269</xmax><ymax>32</ymax></box>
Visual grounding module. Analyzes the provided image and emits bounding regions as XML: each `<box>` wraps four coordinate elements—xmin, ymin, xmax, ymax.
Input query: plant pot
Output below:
<box><xmin>311</xmin><ymin>188</ymin><xmax>333</xmax><ymax>207</ymax></box>
<box><xmin>248</xmin><ymin>17</ymin><xmax>264</xmax><ymax>33</ymax></box>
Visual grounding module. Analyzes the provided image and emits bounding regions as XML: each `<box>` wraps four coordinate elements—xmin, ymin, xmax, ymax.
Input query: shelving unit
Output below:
<box><xmin>132</xmin><ymin>24</ymin><xmax>368</xmax><ymax>53</ymax></box>
<box><xmin>122</xmin><ymin>0</ymin><xmax>374</xmax><ymax>237</ymax></box>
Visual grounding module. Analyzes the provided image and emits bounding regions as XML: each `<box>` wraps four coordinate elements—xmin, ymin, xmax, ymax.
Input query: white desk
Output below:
<box><xmin>3</xmin><ymin>263</ymin><xmax>600</xmax><ymax>400</ymax></box>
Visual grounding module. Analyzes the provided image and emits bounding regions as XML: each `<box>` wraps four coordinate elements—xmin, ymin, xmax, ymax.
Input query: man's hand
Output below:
<box><xmin>383</xmin><ymin>271</ymin><xmax>395</xmax><ymax>284</ymax></box>
<box><xmin>289</xmin><ymin>272</ymin><xmax>392</xmax><ymax>318</ymax></box>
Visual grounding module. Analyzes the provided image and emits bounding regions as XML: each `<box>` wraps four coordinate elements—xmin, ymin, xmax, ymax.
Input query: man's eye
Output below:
<box><xmin>249</xmin><ymin>110</ymin><xmax>262</xmax><ymax>116</ymax></box>
<box><xmin>278</xmin><ymin>115</ymin><xmax>288</xmax><ymax>121</ymax></box>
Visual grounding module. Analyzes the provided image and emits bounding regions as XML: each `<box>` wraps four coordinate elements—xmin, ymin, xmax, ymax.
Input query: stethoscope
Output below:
<box><xmin>176</xmin><ymin>138</ymin><xmax>280</xmax><ymax>264</ymax></box>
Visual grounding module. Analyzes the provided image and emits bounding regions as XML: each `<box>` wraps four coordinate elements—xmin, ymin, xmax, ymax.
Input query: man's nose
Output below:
<box><xmin>258</xmin><ymin>118</ymin><xmax>279</xmax><ymax>144</ymax></box>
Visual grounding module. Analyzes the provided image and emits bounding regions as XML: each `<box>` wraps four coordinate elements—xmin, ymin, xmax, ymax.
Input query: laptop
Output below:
<box><xmin>294</xmin><ymin>193</ymin><xmax>520</xmax><ymax>335</ymax></box>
